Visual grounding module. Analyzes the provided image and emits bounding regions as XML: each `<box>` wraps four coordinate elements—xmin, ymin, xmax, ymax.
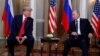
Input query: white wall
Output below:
<box><xmin>80</xmin><ymin>0</ymin><xmax>87</xmax><ymax>18</ymax></box>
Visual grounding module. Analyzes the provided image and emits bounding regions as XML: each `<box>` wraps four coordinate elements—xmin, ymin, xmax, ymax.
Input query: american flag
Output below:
<box><xmin>91</xmin><ymin>0</ymin><xmax>100</xmax><ymax>38</ymax></box>
<box><xmin>48</xmin><ymin>0</ymin><xmax>57</xmax><ymax>33</ymax></box>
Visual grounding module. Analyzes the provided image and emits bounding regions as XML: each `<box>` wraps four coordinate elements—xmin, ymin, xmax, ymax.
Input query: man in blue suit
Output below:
<box><xmin>7</xmin><ymin>7</ymin><xmax>34</xmax><ymax>56</ymax></box>
<box><xmin>63</xmin><ymin>10</ymin><xmax>94</xmax><ymax>56</ymax></box>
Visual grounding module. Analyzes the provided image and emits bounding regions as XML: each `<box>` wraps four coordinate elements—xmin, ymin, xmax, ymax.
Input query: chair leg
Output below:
<box><xmin>31</xmin><ymin>49</ymin><xmax>34</xmax><ymax>56</ymax></box>
<box><xmin>72</xmin><ymin>49</ymin><xmax>75</xmax><ymax>56</ymax></box>
<box><xmin>7</xmin><ymin>48</ymin><xmax>9</xmax><ymax>56</ymax></box>
<box><xmin>99</xmin><ymin>48</ymin><xmax>100</xmax><ymax>56</ymax></box>
<box><xmin>8</xmin><ymin>52</ymin><xmax>9</xmax><ymax>56</ymax></box>
<box><xmin>55</xmin><ymin>44</ymin><xmax>58</xmax><ymax>56</ymax></box>
<box><xmin>41</xmin><ymin>43</ymin><xmax>43</xmax><ymax>56</ymax></box>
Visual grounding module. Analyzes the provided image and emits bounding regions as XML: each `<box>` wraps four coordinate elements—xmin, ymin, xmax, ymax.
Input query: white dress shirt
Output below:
<box><xmin>22</xmin><ymin>15</ymin><xmax>27</xmax><ymax>41</ymax></box>
<box><xmin>23</xmin><ymin>15</ymin><xmax>26</xmax><ymax>22</ymax></box>
<box><xmin>76</xmin><ymin>18</ymin><xmax>81</xmax><ymax>35</ymax></box>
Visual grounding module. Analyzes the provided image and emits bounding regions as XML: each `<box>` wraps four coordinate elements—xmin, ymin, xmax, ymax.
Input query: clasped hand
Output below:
<box><xmin>16</xmin><ymin>36</ymin><xmax>27</xmax><ymax>44</ymax></box>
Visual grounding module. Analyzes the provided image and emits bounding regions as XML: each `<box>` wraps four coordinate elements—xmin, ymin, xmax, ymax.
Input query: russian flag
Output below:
<box><xmin>2</xmin><ymin>0</ymin><xmax>14</xmax><ymax>37</ymax></box>
<box><xmin>62</xmin><ymin>0</ymin><xmax>72</xmax><ymax>32</ymax></box>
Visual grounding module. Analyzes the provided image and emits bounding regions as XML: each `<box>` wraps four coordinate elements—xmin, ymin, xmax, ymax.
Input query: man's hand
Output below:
<box><xmin>88</xmin><ymin>33</ymin><xmax>93</xmax><ymax>38</ymax></box>
<box><xmin>71</xmin><ymin>32</ymin><xmax>78</xmax><ymax>36</ymax></box>
<box><xmin>88</xmin><ymin>33</ymin><xmax>93</xmax><ymax>45</ymax></box>
<box><xmin>16</xmin><ymin>36</ymin><xmax>27</xmax><ymax>44</ymax></box>
<box><xmin>16</xmin><ymin>36</ymin><xmax>21</xmax><ymax>44</ymax></box>
<box><xmin>71</xmin><ymin>32</ymin><xmax>78</xmax><ymax>39</ymax></box>
<box><xmin>20</xmin><ymin>36</ymin><xmax>27</xmax><ymax>44</ymax></box>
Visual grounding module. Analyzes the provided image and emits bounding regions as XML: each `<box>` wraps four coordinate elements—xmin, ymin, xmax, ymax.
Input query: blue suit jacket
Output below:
<box><xmin>9</xmin><ymin>15</ymin><xmax>33</xmax><ymax>38</ymax></box>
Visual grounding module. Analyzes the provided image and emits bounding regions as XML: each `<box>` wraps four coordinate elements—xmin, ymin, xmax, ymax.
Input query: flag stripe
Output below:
<box><xmin>48</xmin><ymin>0</ymin><xmax>57</xmax><ymax>33</ymax></box>
<box><xmin>49</xmin><ymin>14</ymin><xmax>57</xmax><ymax>28</ymax></box>
<box><xmin>49</xmin><ymin>20</ymin><xmax>55</xmax><ymax>33</ymax></box>
<box><xmin>91</xmin><ymin>17</ymin><xmax>97</xmax><ymax>27</ymax></box>
<box><xmin>62</xmin><ymin>0</ymin><xmax>72</xmax><ymax>32</ymax></box>
<box><xmin>8</xmin><ymin>0</ymin><xmax>14</xmax><ymax>17</ymax></box>
<box><xmin>91</xmin><ymin>19</ymin><xmax>97</xmax><ymax>30</ymax></box>
<box><xmin>2</xmin><ymin>0</ymin><xmax>14</xmax><ymax>36</ymax></box>
<box><xmin>49</xmin><ymin>7</ymin><xmax>57</xmax><ymax>22</ymax></box>
<box><xmin>91</xmin><ymin>0</ymin><xmax>100</xmax><ymax>38</ymax></box>
<box><xmin>93</xmin><ymin>13</ymin><xmax>99</xmax><ymax>22</ymax></box>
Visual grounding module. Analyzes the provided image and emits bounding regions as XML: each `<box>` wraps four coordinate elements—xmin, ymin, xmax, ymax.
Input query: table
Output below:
<box><xmin>41</xmin><ymin>37</ymin><xmax>59</xmax><ymax>56</ymax></box>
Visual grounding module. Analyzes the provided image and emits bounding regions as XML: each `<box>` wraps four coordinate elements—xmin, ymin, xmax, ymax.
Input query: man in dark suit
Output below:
<box><xmin>63</xmin><ymin>10</ymin><xmax>94</xmax><ymax>56</ymax></box>
<box><xmin>7</xmin><ymin>7</ymin><xmax>34</xmax><ymax>56</ymax></box>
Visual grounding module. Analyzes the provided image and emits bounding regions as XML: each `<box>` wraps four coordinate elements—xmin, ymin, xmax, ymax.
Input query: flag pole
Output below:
<box><xmin>92</xmin><ymin>36</ymin><xmax>98</xmax><ymax>48</ymax></box>
<box><xmin>5</xmin><ymin>36</ymin><xmax>8</xmax><ymax>48</ymax></box>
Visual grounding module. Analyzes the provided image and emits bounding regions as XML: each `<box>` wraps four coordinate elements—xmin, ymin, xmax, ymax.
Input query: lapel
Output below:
<box><xmin>25</xmin><ymin>17</ymin><xmax>30</xmax><ymax>29</ymax></box>
<box><xmin>19</xmin><ymin>15</ymin><xmax>29</xmax><ymax>31</ymax></box>
<box><xmin>72</xmin><ymin>20</ymin><xmax>76</xmax><ymax>31</ymax></box>
<box><xmin>73</xmin><ymin>20</ymin><xmax>76</xmax><ymax>28</ymax></box>
<box><xmin>80</xmin><ymin>19</ymin><xmax>82</xmax><ymax>31</ymax></box>
<box><xmin>73</xmin><ymin>19</ymin><xmax>82</xmax><ymax>31</ymax></box>
<box><xmin>19</xmin><ymin>15</ymin><xmax>23</xmax><ymax>28</ymax></box>
<box><xmin>16</xmin><ymin>15</ymin><xmax>23</xmax><ymax>30</ymax></box>
<box><xmin>18</xmin><ymin>16</ymin><xmax>31</xmax><ymax>30</ymax></box>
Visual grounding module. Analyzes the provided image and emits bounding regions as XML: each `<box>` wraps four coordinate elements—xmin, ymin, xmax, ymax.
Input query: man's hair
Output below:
<box><xmin>73</xmin><ymin>10</ymin><xmax>80</xmax><ymax>15</ymax></box>
<box><xmin>23</xmin><ymin>7</ymin><xmax>32</xmax><ymax>12</ymax></box>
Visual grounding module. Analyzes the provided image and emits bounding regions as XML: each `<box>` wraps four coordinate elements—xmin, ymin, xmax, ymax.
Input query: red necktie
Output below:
<box><xmin>18</xmin><ymin>18</ymin><xmax>27</xmax><ymax>39</ymax></box>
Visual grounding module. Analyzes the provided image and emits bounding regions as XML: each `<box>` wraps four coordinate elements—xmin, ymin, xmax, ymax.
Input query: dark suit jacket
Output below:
<box><xmin>9</xmin><ymin>15</ymin><xmax>33</xmax><ymax>38</ymax></box>
<box><xmin>68</xmin><ymin>18</ymin><xmax>93</xmax><ymax>40</ymax></box>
